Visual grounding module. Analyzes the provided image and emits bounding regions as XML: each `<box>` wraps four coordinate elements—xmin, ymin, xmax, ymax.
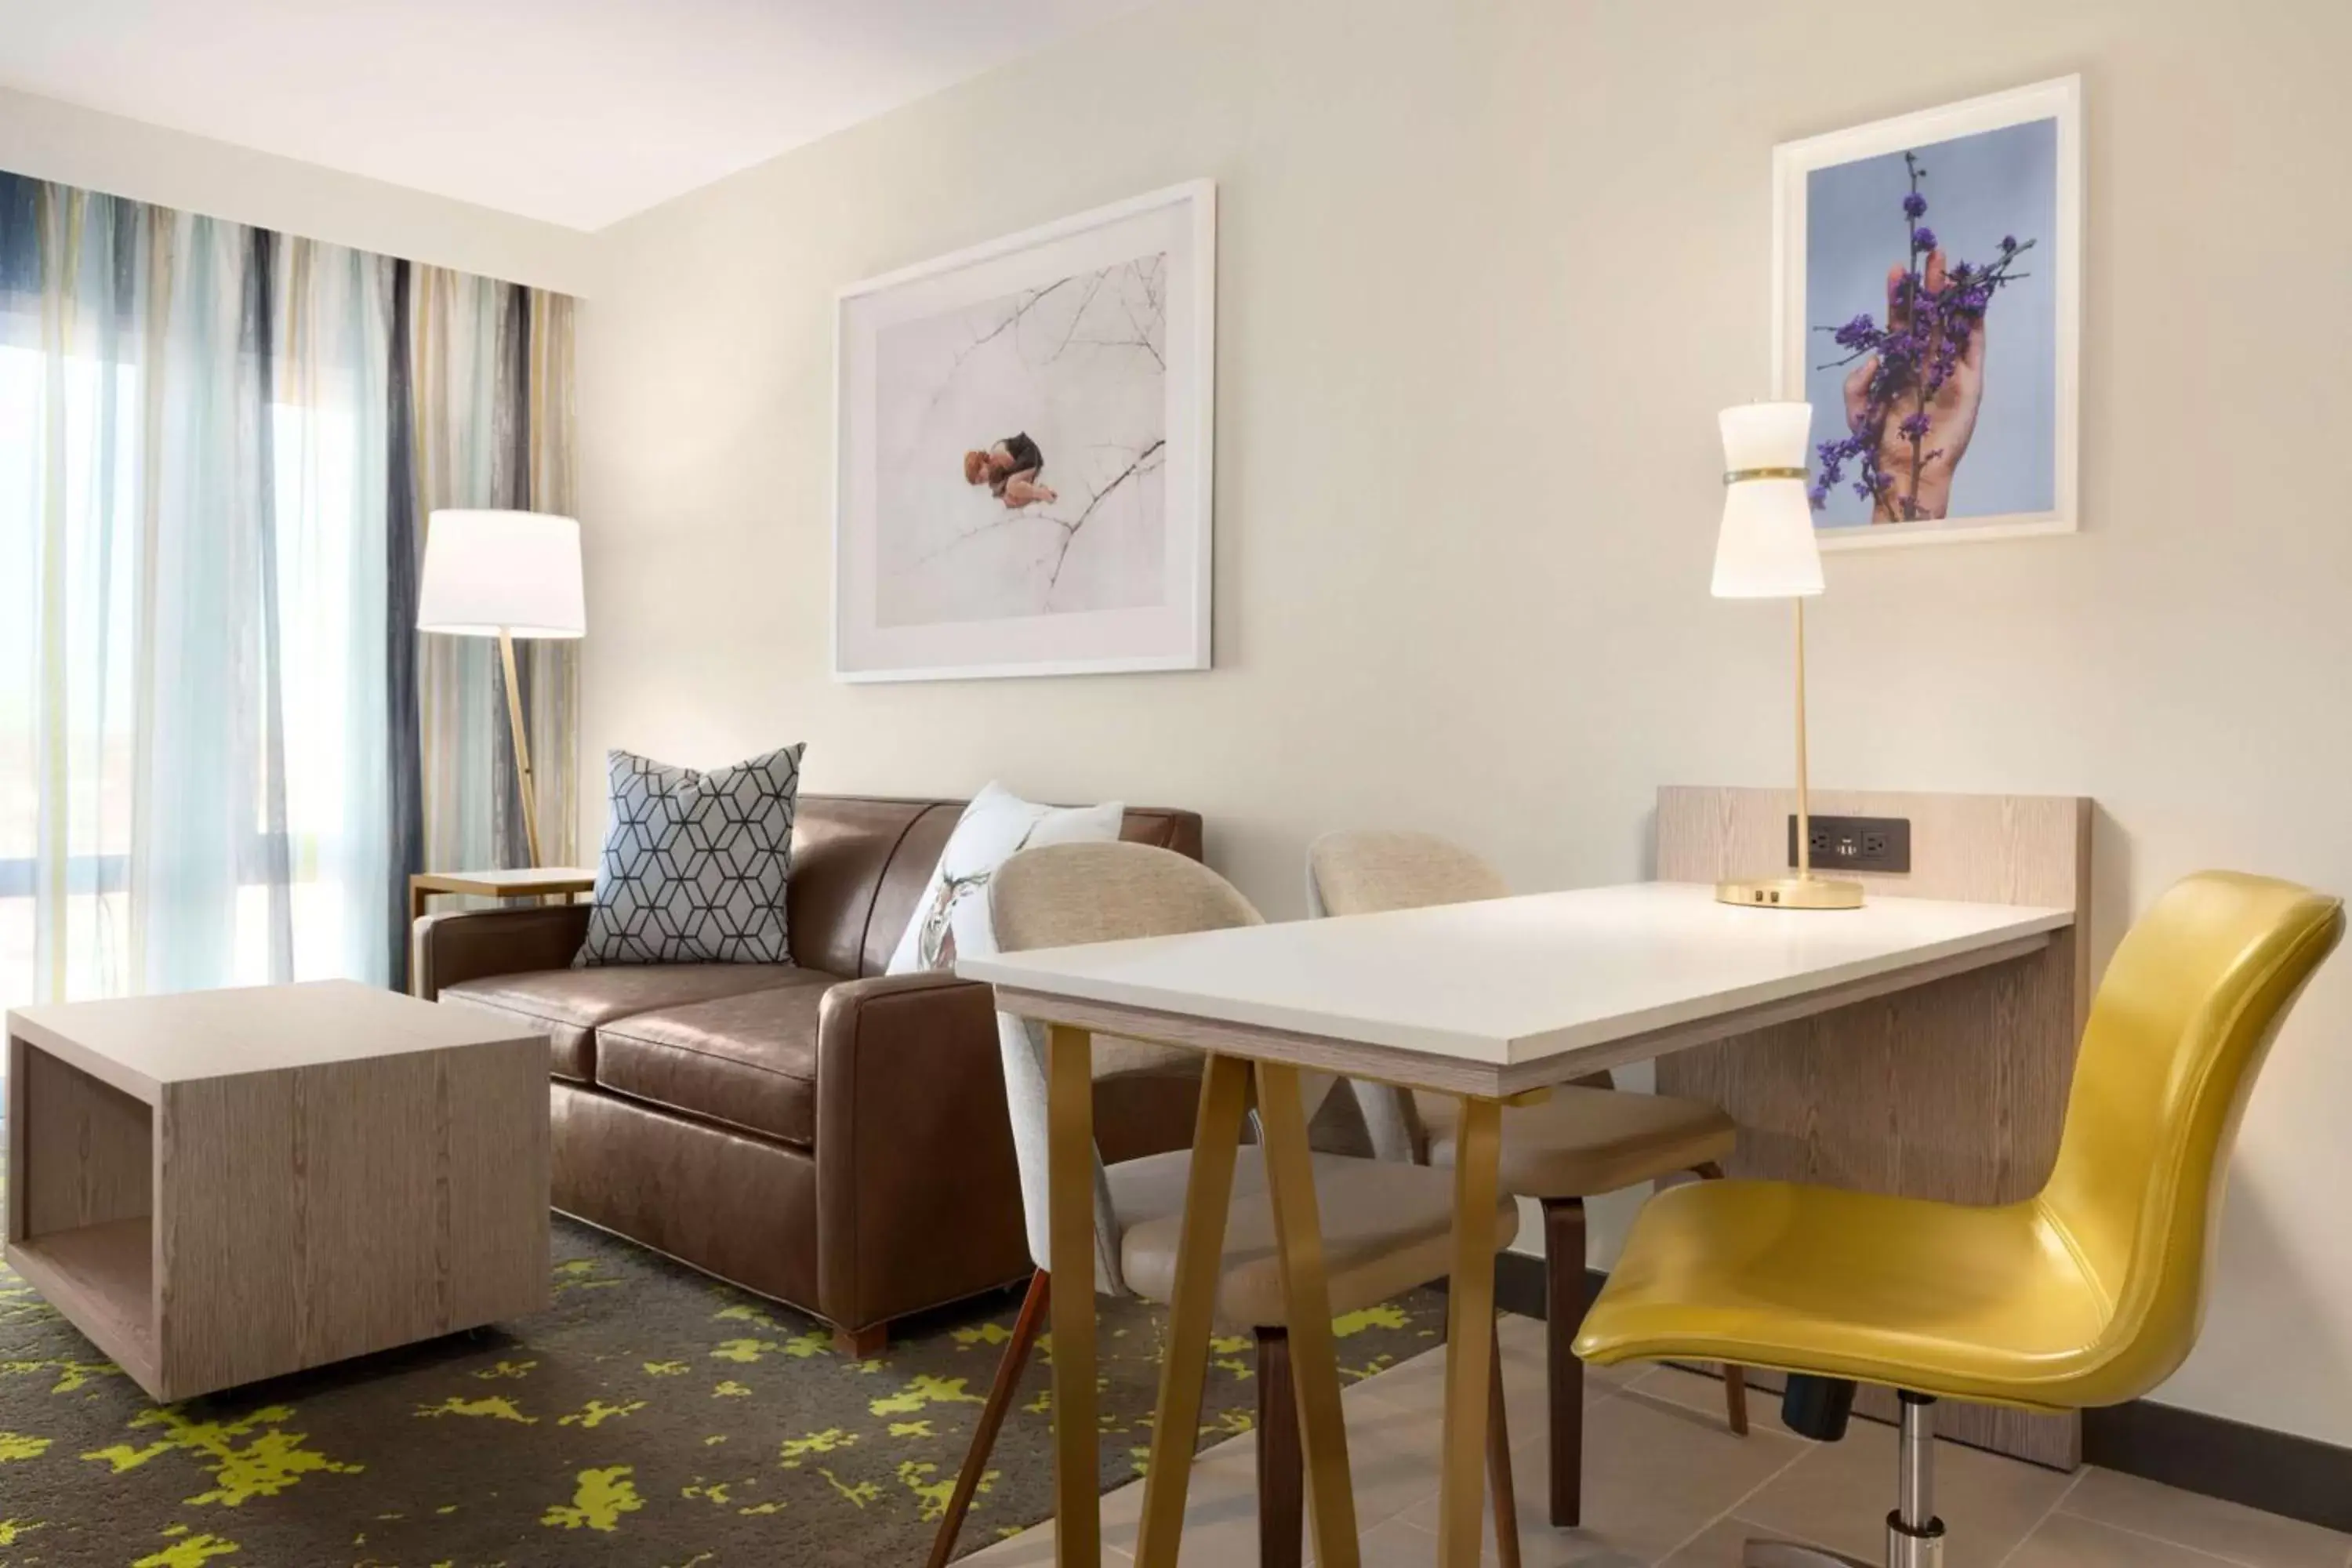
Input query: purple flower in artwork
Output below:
<box><xmin>1806</xmin><ymin>150</ymin><xmax>2036</xmax><ymax>523</ymax></box>
<box><xmin>1831</xmin><ymin>313</ymin><xmax>1882</xmax><ymax>352</ymax></box>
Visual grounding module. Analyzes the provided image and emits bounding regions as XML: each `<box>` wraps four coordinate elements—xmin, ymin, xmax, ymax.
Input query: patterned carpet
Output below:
<box><xmin>0</xmin><ymin>1193</ymin><xmax>1448</xmax><ymax>1567</ymax></box>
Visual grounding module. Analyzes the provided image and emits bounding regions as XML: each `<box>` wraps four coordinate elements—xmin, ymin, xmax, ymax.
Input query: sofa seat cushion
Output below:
<box><xmin>591</xmin><ymin>971</ymin><xmax>840</xmax><ymax>1147</ymax></box>
<box><xmin>441</xmin><ymin>964</ymin><xmax>808</xmax><ymax>1083</ymax></box>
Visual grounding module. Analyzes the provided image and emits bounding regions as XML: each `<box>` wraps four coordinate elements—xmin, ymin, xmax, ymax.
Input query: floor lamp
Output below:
<box><xmin>416</xmin><ymin>510</ymin><xmax>586</xmax><ymax>869</ymax></box>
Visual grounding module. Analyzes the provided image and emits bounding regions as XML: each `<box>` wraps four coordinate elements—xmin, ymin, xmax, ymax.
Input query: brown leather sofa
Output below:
<box><xmin>414</xmin><ymin>793</ymin><xmax>1205</xmax><ymax>1353</ymax></box>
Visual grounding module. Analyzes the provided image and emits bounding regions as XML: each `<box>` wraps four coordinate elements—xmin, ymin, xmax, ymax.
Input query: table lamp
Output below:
<box><xmin>416</xmin><ymin>509</ymin><xmax>586</xmax><ymax>869</ymax></box>
<box><xmin>1711</xmin><ymin>404</ymin><xmax>1862</xmax><ymax>910</ymax></box>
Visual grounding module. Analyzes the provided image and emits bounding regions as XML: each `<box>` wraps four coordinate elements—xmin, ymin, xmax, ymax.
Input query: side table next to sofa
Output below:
<box><xmin>412</xmin><ymin>793</ymin><xmax>1206</xmax><ymax>1355</ymax></box>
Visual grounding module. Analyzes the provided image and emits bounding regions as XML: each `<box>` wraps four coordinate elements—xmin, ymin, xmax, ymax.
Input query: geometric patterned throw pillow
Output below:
<box><xmin>574</xmin><ymin>744</ymin><xmax>804</xmax><ymax>967</ymax></box>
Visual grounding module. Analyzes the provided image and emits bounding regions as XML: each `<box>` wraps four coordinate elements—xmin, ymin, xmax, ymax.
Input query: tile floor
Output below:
<box><xmin>961</xmin><ymin>1314</ymin><xmax>2352</xmax><ymax>1568</ymax></box>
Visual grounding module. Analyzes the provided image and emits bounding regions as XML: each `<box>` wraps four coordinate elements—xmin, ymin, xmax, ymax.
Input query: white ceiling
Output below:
<box><xmin>0</xmin><ymin>0</ymin><xmax>1150</xmax><ymax>231</ymax></box>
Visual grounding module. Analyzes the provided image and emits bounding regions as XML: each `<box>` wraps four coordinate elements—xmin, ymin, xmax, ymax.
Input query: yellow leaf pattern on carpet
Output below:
<box><xmin>541</xmin><ymin>1465</ymin><xmax>643</xmax><ymax>1532</ymax></box>
<box><xmin>896</xmin><ymin>1458</ymin><xmax>959</xmax><ymax>1520</ymax></box>
<box><xmin>472</xmin><ymin>1360</ymin><xmax>536</xmax><ymax>1381</ymax></box>
<box><xmin>0</xmin><ymin>1163</ymin><xmax>1450</xmax><ymax>1561</ymax></box>
<box><xmin>779</xmin><ymin>1428</ymin><xmax>855</xmax><ymax>1468</ymax></box>
<box><xmin>416</xmin><ymin>1396</ymin><xmax>536</xmax><ymax>1425</ymax></box>
<box><xmin>868</xmin><ymin>1375</ymin><xmax>982</xmax><ymax>1417</ymax></box>
<box><xmin>710</xmin><ymin>1338</ymin><xmax>775</xmax><ymax>1363</ymax></box>
<box><xmin>131</xmin><ymin>1530</ymin><xmax>241</xmax><ymax>1566</ymax></box>
<box><xmin>3</xmin><ymin>1357</ymin><xmax>122</xmax><ymax>1394</ymax></box>
<box><xmin>818</xmin><ymin>1468</ymin><xmax>879</xmax><ymax>1508</ymax></box>
<box><xmin>82</xmin><ymin>1406</ymin><xmax>361</xmax><ymax>1505</ymax></box>
<box><xmin>559</xmin><ymin>1399</ymin><xmax>647</xmax><ymax>1429</ymax></box>
<box><xmin>1332</xmin><ymin>1305</ymin><xmax>1408</xmax><ymax>1337</ymax></box>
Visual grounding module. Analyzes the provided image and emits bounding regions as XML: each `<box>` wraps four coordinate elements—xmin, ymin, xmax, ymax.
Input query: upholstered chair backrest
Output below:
<box><xmin>988</xmin><ymin>842</ymin><xmax>1264</xmax><ymax>1292</ymax></box>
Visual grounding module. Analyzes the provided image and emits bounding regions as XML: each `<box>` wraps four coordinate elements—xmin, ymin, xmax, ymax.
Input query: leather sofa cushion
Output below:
<box><xmin>792</xmin><ymin>798</ymin><xmax>936</xmax><ymax>979</ymax></box>
<box><xmin>592</xmin><ymin>972</ymin><xmax>839</xmax><ymax>1147</ymax></box>
<box><xmin>441</xmin><ymin>963</ymin><xmax>808</xmax><ymax>1083</ymax></box>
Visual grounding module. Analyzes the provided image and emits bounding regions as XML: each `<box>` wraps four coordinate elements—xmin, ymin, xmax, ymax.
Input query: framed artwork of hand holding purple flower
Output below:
<box><xmin>1773</xmin><ymin>76</ymin><xmax>2081</xmax><ymax>548</ymax></box>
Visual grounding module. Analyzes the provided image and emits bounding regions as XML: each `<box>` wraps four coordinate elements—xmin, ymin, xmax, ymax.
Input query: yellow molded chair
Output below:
<box><xmin>1575</xmin><ymin>871</ymin><xmax>2343</xmax><ymax>1568</ymax></box>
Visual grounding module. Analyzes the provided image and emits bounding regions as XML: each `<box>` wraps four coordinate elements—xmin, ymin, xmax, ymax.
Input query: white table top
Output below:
<box><xmin>959</xmin><ymin>880</ymin><xmax>2073</xmax><ymax>1070</ymax></box>
<box><xmin>7</xmin><ymin>978</ymin><xmax>546</xmax><ymax>1103</ymax></box>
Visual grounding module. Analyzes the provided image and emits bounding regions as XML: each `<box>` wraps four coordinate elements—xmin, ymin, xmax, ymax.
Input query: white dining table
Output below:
<box><xmin>958</xmin><ymin>879</ymin><xmax>2074</xmax><ymax>1568</ymax></box>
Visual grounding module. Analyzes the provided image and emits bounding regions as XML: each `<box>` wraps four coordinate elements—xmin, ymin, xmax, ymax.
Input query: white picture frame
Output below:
<box><xmin>1773</xmin><ymin>76</ymin><xmax>2082</xmax><ymax>550</ymax></box>
<box><xmin>833</xmin><ymin>180</ymin><xmax>1215</xmax><ymax>681</ymax></box>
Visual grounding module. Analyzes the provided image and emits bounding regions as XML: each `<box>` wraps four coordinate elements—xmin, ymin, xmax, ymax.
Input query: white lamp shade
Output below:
<box><xmin>417</xmin><ymin>510</ymin><xmax>586</xmax><ymax>638</ymax></box>
<box><xmin>1711</xmin><ymin>403</ymin><xmax>1823</xmax><ymax>600</ymax></box>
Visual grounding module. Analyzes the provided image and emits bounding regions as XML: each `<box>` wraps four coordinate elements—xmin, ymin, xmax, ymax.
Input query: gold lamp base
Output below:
<box><xmin>1716</xmin><ymin>874</ymin><xmax>1866</xmax><ymax>911</ymax></box>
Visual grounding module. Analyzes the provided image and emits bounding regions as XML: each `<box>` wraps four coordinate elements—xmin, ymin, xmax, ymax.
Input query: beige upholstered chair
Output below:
<box><xmin>930</xmin><ymin>841</ymin><xmax>1524</xmax><ymax>1568</ymax></box>
<box><xmin>1307</xmin><ymin>829</ymin><xmax>1748</xmax><ymax>1528</ymax></box>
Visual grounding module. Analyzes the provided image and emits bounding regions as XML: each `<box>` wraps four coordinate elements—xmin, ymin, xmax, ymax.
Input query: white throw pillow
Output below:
<box><xmin>886</xmin><ymin>782</ymin><xmax>1125</xmax><ymax>974</ymax></box>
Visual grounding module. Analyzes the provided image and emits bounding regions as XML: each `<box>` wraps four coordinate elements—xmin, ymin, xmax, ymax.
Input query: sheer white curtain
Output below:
<box><xmin>0</xmin><ymin>182</ymin><xmax>394</xmax><ymax>1007</ymax></box>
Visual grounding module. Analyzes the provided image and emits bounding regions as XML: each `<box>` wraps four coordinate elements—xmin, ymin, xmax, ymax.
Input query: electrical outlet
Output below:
<box><xmin>1786</xmin><ymin>814</ymin><xmax>1911</xmax><ymax>874</ymax></box>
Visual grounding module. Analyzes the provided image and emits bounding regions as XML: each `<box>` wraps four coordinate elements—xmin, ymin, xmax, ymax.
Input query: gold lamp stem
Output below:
<box><xmin>497</xmin><ymin>628</ymin><xmax>545</xmax><ymax>869</ymax></box>
<box><xmin>1795</xmin><ymin>597</ymin><xmax>1810</xmax><ymax>880</ymax></box>
<box><xmin>1714</xmin><ymin>593</ymin><xmax>1862</xmax><ymax>910</ymax></box>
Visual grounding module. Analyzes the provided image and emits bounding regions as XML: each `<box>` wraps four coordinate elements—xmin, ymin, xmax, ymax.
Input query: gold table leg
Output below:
<box><xmin>1046</xmin><ymin>1025</ymin><xmax>1099</xmax><ymax>1568</ymax></box>
<box><xmin>1134</xmin><ymin>1053</ymin><xmax>1252</xmax><ymax>1568</ymax></box>
<box><xmin>1256</xmin><ymin>1062</ymin><xmax>1361</xmax><ymax>1568</ymax></box>
<box><xmin>1438</xmin><ymin>1095</ymin><xmax>1504</xmax><ymax>1568</ymax></box>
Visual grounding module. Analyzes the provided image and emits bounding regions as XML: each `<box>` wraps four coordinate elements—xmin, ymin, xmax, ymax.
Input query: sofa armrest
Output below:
<box><xmin>812</xmin><ymin>972</ymin><xmax>1029</xmax><ymax>1335</ymax></box>
<box><xmin>413</xmin><ymin>905</ymin><xmax>592</xmax><ymax>1000</ymax></box>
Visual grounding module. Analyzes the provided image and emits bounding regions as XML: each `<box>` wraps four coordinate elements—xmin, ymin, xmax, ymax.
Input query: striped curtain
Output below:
<box><xmin>0</xmin><ymin>172</ymin><xmax>579</xmax><ymax>1007</ymax></box>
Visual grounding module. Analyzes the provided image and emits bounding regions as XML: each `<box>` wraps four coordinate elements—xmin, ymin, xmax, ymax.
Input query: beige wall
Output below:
<box><xmin>0</xmin><ymin>85</ymin><xmax>593</xmax><ymax>294</ymax></box>
<box><xmin>578</xmin><ymin>0</ymin><xmax>2352</xmax><ymax>1444</ymax></box>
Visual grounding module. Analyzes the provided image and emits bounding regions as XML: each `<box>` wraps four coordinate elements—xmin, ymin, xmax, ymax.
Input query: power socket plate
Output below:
<box><xmin>1786</xmin><ymin>813</ymin><xmax>1911</xmax><ymax>874</ymax></box>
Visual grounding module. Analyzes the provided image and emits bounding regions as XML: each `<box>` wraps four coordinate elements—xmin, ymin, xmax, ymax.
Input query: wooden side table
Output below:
<box><xmin>4</xmin><ymin>980</ymin><xmax>550</xmax><ymax>1403</ymax></box>
<box><xmin>408</xmin><ymin>867</ymin><xmax>597</xmax><ymax>926</ymax></box>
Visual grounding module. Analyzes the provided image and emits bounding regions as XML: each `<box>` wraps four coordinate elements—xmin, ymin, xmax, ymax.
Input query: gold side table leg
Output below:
<box><xmin>1046</xmin><ymin>1025</ymin><xmax>1100</xmax><ymax>1568</ymax></box>
<box><xmin>1256</xmin><ymin>1062</ymin><xmax>1361</xmax><ymax>1568</ymax></box>
<box><xmin>1438</xmin><ymin>1096</ymin><xmax>1504</xmax><ymax>1568</ymax></box>
<box><xmin>1134</xmin><ymin>1053</ymin><xmax>1252</xmax><ymax>1568</ymax></box>
<box><xmin>408</xmin><ymin>883</ymin><xmax>429</xmax><ymax>997</ymax></box>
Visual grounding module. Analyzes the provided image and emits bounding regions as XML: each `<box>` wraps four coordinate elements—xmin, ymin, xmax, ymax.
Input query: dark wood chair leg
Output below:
<box><xmin>1693</xmin><ymin>1163</ymin><xmax>1750</xmax><ymax>1436</ymax></box>
<box><xmin>1255</xmin><ymin>1327</ymin><xmax>1304</xmax><ymax>1568</ymax></box>
<box><xmin>927</xmin><ymin>1270</ymin><xmax>1051</xmax><ymax>1568</ymax></box>
<box><xmin>1544</xmin><ymin>1196</ymin><xmax>1588</xmax><ymax>1528</ymax></box>
<box><xmin>1488</xmin><ymin>1315</ymin><xmax>1522</xmax><ymax>1568</ymax></box>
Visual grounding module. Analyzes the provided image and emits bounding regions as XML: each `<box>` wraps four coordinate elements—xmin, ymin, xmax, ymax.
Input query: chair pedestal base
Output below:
<box><xmin>1740</xmin><ymin>1388</ymin><xmax>1947</xmax><ymax>1568</ymax></box>
<box><xmin>1738</xmin><ymin>1525</ymin><xmax>1945</xmax><ymax>1568</ymax></box>
<box><xmin>1742</xmin><ymin>1544</ymin><xmax>1875</xmax><ymax>1568</ymax></box>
